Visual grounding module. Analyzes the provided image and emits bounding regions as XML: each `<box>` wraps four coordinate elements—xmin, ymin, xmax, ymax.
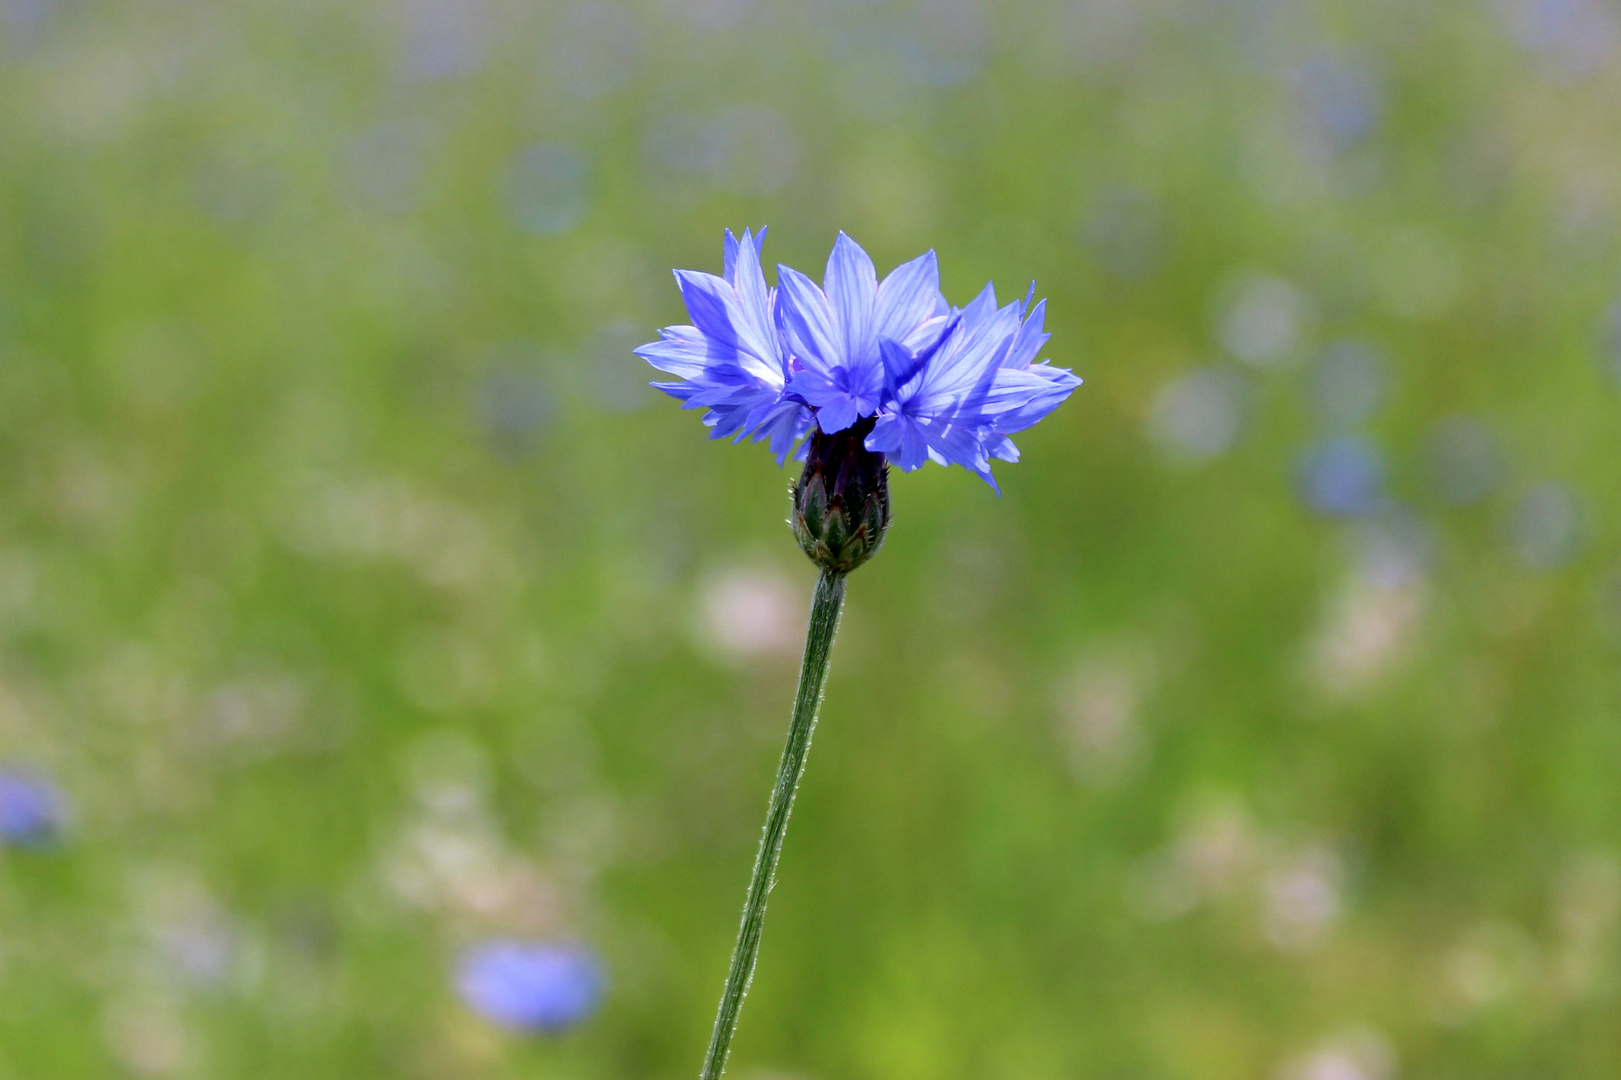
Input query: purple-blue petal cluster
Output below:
<box><xmin>637</xmin><ymin>229</ymin><xmax>1082</xmax><ymax>488</ymax></box>
<box><xmin>455</xmin><ymin>940</ymin><xmax>605</xmax><ymax>1033</ymax></box>
<box><xmin>0</xmin><ymin>770</ymin><xmax>68</xmax><ymax>848</ymax></box>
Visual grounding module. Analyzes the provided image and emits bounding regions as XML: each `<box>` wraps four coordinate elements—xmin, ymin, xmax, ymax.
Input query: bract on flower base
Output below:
<box><xmin>791</xmin><ymin>416</ymin><xmax>891</xmax><ymax>574</ymax></box>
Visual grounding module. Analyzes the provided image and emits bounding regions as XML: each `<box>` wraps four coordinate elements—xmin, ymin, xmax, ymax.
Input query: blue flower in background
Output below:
<box><xmin>1298</xmin><ymin>437</ymin><xmax>1386</xmax><ymax>517</ymax></box>
<box><xmin>0</xmin><ymin>770</ymin><xmax>68</xmax><ymax>848</ymax></box>
<box><xmin>1600</xmin><ymin>294</ymin><xmax>1621</xmax><ymax>385</ymax></box>
<box><xmin>638</xmin><ymin>229</ymin><xmax>1082</xmax><ymax>488</ymax></box>
<box><xmin>456</xmin><ymin>940</ymin><xmax>605</xmax><ymax>1033</ymax></box>
<box><xmin>1295</xmin><ymin>52</ymin><xmax>1383</xmax><ymax>151</ymax></box>
<box><xmin>503</xmin><ymin>144</ymin><xmax>590</xmax><ymax>236</ymax></box>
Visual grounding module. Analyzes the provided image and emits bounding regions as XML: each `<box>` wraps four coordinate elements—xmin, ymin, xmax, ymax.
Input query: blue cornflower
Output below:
<box><xmin>637</xmin><ymin>229</ymin><xmax>1081</xmax><ymax>489</ymax></box>
<box><xmin>645</xmin><ymin>233</ymin><xmax>1090</xmax><ymax>1080</ymax></box>
<box><xmin>0</xmin><ymin>770</ymin><xmax>68</xmax><ymax>848</ymax></box>
<box><xmin>455</xmin><ymin>939</ymin><xmax>605</xmax><ymax>1034</ymax></box>
<box><xmin>1297</xmin><ymin>437</ymin><xmax>1386</xmax><ymax>517</ymax></box>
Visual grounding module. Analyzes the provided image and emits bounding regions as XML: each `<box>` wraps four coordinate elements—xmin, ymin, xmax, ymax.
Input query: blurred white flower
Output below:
<box><xmin>1131</xmin><ymin>801</ymin><xmax>1260</xmax><ymax>920</ymax></box>
<box><xmin>1216</xmin><ymin>272</ymin><xmax>1312</xmax><ymax>368</ymax></box>
<box><xmin>1552</xmin><ymin>849</ymin><xmax>1620</xmax><ymax>998</ymax></box>
<box><xmin>1509</xmin><ymin>482</ymin><xmax>1583</xmax><ymax>570</ymax></box>
<box><xmin>694</xmin><ymin>566</ymin><xmax>803</xmax><ymax>662</ymax></box>
<box><xmin>279</xmin><ymin>474</ymin><xmax>511</xmax><ymax>592</ymax></box>
<box><xmin>1263</xmin><ymin>845</ymin><xmax>1344</xmax><ymax>950</ymax></box>
<box><xmin>1444</xmin><ymin>920</ymin><xmax>1540</xmax><ymax>1017</ymax></box>
<box><xmin>1149</xmin><ymin>367</ymin><xmax>1249</xmax><ymax>461</ymax></box>
<box><xmin>1310</xmin><ymin>575</ymin><xmax>1426</xmax><ymax>697</ymax></box>
<box><xmin>1278</xmin><ymin>1026</ymin><xmax>1395</xmax><ymax>1080</ymax></box>
<box><xmin>103</xmin><ymin>997</ymin><xmax>192</xmax><ymax>1078</ymax></box>
<box><xmin>1053</xmin><ymin>643</ymin><xmax>1153</xmax><ymax>785</ymax></box>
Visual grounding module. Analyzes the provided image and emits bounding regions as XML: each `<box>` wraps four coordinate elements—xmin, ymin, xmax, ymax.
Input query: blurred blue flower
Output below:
<box><xmin>0</xmin><ymin>770</ymin><xmax>68</xmax><ymax>848</ymax></box>
<box><xmin>642</xmin><ymin>108</ymin><xmax>799</xmax><ymax>199</ymax></box>
<box><xmin>474</xmin><ymin>367</ymin><xmax>552</xmax><ymax>458</ymax></box>
<box><xmin>550</xmin><ymin>2</ymin><xmax>641</xmax><ymax>100</ymax></box>
<box><xmin>1501</xmin><ymin>0</ymin><xmax>1619</xmax><ymax>80</ymax></box>
<box><xmin>401</xmin><ymin>0</ymin><xmax>495</xmax><ymax>82</ymax></box>
<box><xmin>895</xmin><ymin>0</ymin><xmax>989</xmax><ymax>88</ymax></box>
<box><xmin>456</xmin><ymin>940</ymin><xmax>604</xmax><ymax>1033</ymax></box>
<box><xmin>1297</xmin><ymin>437</ymin><xmax>1386</xmax><ymax>517</ymax></box>
<box><xmin>0</xmin><ymin>0</ymin><xmax>55</xmax><ymax>28</ymax></box>
<box><xmin>1600</xmin><ymin>295</ymin><xmax>1621</xmax><ymax>384</ymax></box>
<box><xmin>503</xmin><ymin>144</ymin><xmax>589</xmax><ymax>236</ymax></box>
<box><xmin>338</xmin><ymin>121</ymin><xmax>434</xmax><ymax>216</ymax></box>
<box><xmin>1295</xmin><ymin>53</ymin><xmax>1383</xmax><ymax>152</ymax></box>
<box><xmin>637</xmin><ymin>230</ymin><xmax>1081</xmax><ymax>488</ymax></box>
<box><xmin>1083</xmin><ymin>185</ymin><xmax>1168</xmax><ymax>281</ymax></box>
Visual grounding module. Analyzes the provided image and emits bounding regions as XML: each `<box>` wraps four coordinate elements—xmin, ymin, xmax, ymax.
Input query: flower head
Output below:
<box><xmin>455</xmin><ymin>940</ymin><xmax>605</xmax><ymax>1033</ymax></box>
<box><xmin>0</xmin><ymin>770</ymin><xmax>68</xmax><ymax>848</ymax></box>
<box><xmin>639</xmin><ymin>229</ymin><xmax>1081</xmax><ymax>489</ymax></box>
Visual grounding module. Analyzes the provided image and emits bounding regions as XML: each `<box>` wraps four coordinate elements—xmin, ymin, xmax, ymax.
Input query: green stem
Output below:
<box><xmin>699</xmin><ymin>567</ymin><xmax>848</xmax><ymax>1080</ymax></box>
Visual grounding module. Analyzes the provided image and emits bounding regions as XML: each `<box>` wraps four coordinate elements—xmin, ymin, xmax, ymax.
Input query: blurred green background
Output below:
<box><xmin>3</xmin><ymin>0</ymin><xmax>1621</xmax><ymax>1076</ymax></box>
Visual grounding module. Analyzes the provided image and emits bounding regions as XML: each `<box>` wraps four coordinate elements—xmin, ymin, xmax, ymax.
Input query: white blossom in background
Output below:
<box><xmin>381</xmin><ymin>731</ymin><xmax>560</xmax><ymax>928</ymax></box>
<box><xmin>1441</xmin><ymin>920</ymin><xmax>1540</xmax><ymax>1021</ymax></box>
<box><xmin>278</xmin><ymin>473</ymin><xmax>513</xmax><ymax>593</ymax></box>
<box><xmin>1149</xmin><ymin>367</ymin><xmax>1249</xmax><ymax>461</ymax></box>
<box><xmin>1278</xmin><ymin>1026</ymin><xmax>1396</xmax><ymax>1080</ymax></box>
<box><xmin>694</xmin><ymin>566</ymin><xmax>804</xmax><ymax>662</ymax></box>
<box><xmin>1551</xmin><ymin>850</ymin><xmax>1620</xmax><ymax>999</ymax></box>
<box><xmin>1131</xmin><ymin>801</ymin><xmax>1261</xmax><ymax>920</ymax></box>
<box><xmin>1215</xmin><ymin>271</ymin><xmax>1312</xmax><ymax>368</ymax></box>
<box><xmin>1053</xmin><ymin>643</ymin><xmax>1154</xmax><ymax>786</ymax></box>
<box><xmin>1310</xmin><ymin>576</ymin><xmax>1426</xmax><ymax>697</ymax></box>
<box><xmin>1263</xmin><ymin>844</ymin><xmax>1345</xmax><ymax>950</ymax></box>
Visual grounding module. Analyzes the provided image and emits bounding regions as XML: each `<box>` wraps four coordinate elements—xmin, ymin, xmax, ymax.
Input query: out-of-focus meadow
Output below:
<box><xmin>2</xmin><ymin>0</ymin><xmax>1621</xmax><ymax>1076</ymax></box>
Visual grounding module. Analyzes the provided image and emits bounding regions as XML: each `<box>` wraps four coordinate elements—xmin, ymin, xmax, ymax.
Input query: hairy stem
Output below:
<box><xmin>699</xmin><ymin>568</ymin><xmax>847</xmax><ymax>1080</ymax></box>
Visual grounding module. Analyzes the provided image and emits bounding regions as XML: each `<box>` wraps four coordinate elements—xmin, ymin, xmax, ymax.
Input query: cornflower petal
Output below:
<box><xmin>879</xmin><ymin>338</ymin><xmax>928</xmax><ymax>397</ymax></box>
<box><xmin>673</xmin><ymin>270</ymin><xmax>780</xmax><ymax>387</ymax></box>
<box><xmin>775</xmin><ymin>265</ymin><xmax>842</xmax><ymax>374</ymax></box>
<box><xmin>729</xmin><ymin>229</ymin><xmax>777</xmax><ymax>371</ymax></box>
<box><xmin>637</xmin><ymin>325</ymin><xmax>728</xmax><ymax>381</ymax></box>
<box><xmin>1003</xmin><ymin>297</ymin><xmax>1050</xmax><ymax>370</ymax></box>
<box><xmin>639</xmin><ymin>229</ymin><xmax>813</xmax><ymax>456</ymax></box>
<box><xmin>866</xmin><ymin>411</ymin><xmax>931</xmax><ymax>471</ymax></box>
<box><xmin>872</xmin><ymin>249</ymin><xmax>939</xmax><ymax>348</ymax></box>
<box><xmin>789</xmin><ymin>365</ymin><xmax>882</xmax><ymax>434</ymax></box>
<box><xmin>721</xmin><ymin>226</ymin><xmax>766</xmax><ymax>285</ymax></box>
<box><xmin>825</xmin><ymin>232</ymin><xmax>877</xmax><ymax>371</ymax></box>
